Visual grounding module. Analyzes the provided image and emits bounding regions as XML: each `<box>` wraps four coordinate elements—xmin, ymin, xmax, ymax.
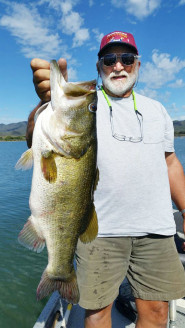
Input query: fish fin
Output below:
<box><xmin>34</xmin><ymin>102</ymin><xmax>49</xmax><ymax>123</ymax></box>
<box><xmin>18</xmin><ymin>217</ymin><xmax>45</xmax><ymax>253</ymax></box>
<box><xmin>80</xmin><ymin>204</ymin><xmax>98</xmax><ymax>243</ymax></box>
<box><xmin>41</xmin><ymin>151</ymin><xmax>57</xmax><ymax>183</ymax></box>
<box><xmin>15</xmin><ymin>148</ymin><xmax>33</xmax><ymax>170</ymax></box>
<box><xmin>37</xmin><ymin>270</ymin><xmax>79</xmax><ymax>304</ymax></box>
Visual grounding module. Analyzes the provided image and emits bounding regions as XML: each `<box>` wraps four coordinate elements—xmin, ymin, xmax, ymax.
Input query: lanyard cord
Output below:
<box><xmin>100</xmin><ymin>85</ymin><xmax>143</xmax><ymax>142</ymax></box>
<box><xmin>100</xmin><ymin>85</ymin><xmax>139</xmax><ymax>113</ymax></box>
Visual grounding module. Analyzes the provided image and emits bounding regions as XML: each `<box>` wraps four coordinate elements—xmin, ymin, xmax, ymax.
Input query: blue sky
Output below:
<box><xmin>0</xmin><ymin>0</ymin><xmax>185</xmax><ymax>123</ymax></box>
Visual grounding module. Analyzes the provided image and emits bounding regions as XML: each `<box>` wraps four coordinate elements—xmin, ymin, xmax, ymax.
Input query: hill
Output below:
<box><xmin>173</xmin><ymin>120</ymin><xmax>185</xmax><ymax>136</ymax></box>
<box><xmin>0</xmin><ymin>120</ymin><xmax>185</xmax><ymax>139</ymax></box>
<box><xmin>0</xmin><ymin>121</ymin><xmax>27</xmax><ymax>139</ymax></box>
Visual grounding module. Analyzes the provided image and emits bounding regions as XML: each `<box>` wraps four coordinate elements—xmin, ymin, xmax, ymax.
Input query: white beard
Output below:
<box><xmin>100</xmin><ymin>64</ymin><xmax>139</xmax><ymax>97</ymax></box>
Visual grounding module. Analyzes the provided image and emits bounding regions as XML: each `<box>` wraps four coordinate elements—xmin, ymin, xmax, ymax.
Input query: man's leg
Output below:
<box><xmin>135</xmin><ymin>299</ymin><xmax>168</xmax><ymax>328</ymax></box>
<box><xmin>84</xmin><ymin>303</ymin><xmax>113</xmax><ymax>328</ymax></box>
<box><xmin>76</xmin><ymin>237</ymin><xmax>131</xmax><ymax>326</ymax></box>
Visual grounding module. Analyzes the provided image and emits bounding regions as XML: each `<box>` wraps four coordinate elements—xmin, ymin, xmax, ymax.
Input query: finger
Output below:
<box><xmin>33</xmin><ymin>68</ymin><xmax>50</xmax><ymax>84</ymax></box>
<box><xmin>35</xmin><ymin>81</ymin><xmax>51</xmax><ymax>101</ymax></box>
<box><xmin>36</xmin><ymin>89</ymin><xmax>51</xmax><ymax>102</ymax></box>
<box><xmin>30</xmin><ymin>58</ymin><xmax>50</xmax><ymax>72</ymax></box>
<box><xmin>35</xmin><ymin>80</ymin><xmax>50</xmax><ymax>93</ymax></box>
<box><xmin>58</xmin><ymin>58</ymin><xmax>68</xmax><ymax>81</ymax></box>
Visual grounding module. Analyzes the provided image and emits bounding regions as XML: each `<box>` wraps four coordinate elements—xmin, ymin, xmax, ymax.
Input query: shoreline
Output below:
<box><xmin>0</xmin><ymin>136</ymin><xmax>26</xmax><ymax>141</ymax></box>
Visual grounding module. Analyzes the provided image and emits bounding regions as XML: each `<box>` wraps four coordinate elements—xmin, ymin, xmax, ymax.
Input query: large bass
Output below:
<box><xmin>16</xmin><ymin>60</ymin><xmax>98</xmax><ymax>304</ymax></box>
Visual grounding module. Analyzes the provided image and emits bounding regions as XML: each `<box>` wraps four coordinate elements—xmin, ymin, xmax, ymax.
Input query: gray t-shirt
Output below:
<box><xmin>94</xmin><ymin>90</ymin><xmax>176</xmax><ymax>237</ymax></box>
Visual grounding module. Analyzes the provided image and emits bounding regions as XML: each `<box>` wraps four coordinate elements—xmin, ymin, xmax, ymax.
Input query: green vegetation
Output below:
<box><xmin>174</xmin><ymin>132</ymin><xmax>185</xmax><ymax>137</ymax></box>
<box><xmin>0</xmin><ymin>135</ymin><xmax>26</xmax><ymax>141</ymax></box>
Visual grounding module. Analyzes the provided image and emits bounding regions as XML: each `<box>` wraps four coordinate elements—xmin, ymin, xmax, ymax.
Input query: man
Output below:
<box><xmin>27</xmin><ymin>31</ymin><xmax>185</xmax><ymax>328</ymax></box>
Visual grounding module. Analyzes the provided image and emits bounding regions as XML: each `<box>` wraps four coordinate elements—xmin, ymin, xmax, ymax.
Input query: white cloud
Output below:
<box><xmin>166</xmin><ymin>103</ymin><xmax>181</xmax><ymax>120</ymax></box>
<box><xmin>60</xmin><ymin>10</ymin><xmax>89</xmax><ymax>47</ymax></box>
<box><xmin>92</xmin><ymin>28</ymin><xmax>104</xmax><ymax>43</ymax></box>
<box><xmin>40</xmin><ymin>0</ymin><xmax>90</xmax><ymax>48</ymax></box>
<box><xmin>168</xmin><ymin>79</ymin><xmax>185</xmax><ymax>88</ymax></box>
<box><xmin>0</xmin><ymin>3</ymin><xmax>62</xmax><ymax>59</ymax></box>
<box><xmin>72</xmin><ymin>28</ymin><xmax>89</xmax><ymax>47</ymax></box>
<box><xmin>173</xmin><ymin>116</ymin><xmax>185</xmax><ymax>121</ymax></box>
<box><xmin>60</xmin><ymin>1</ymin><xmax>73</xmax><ymax>14</ymax></box>
<box><xmin>61</xmin><ymin>11</ymin><xmax>83</xmax><ymax>34</ymax></box>
<box><xmin>68</xmin><ymin>67</ymin><xmax>78</xmax><ymax>80</ymax></box>
<box><xmin>136</xmin><ymin>86</ymin><xmax>170</xmax><ymax>103</ymax></box>
<box><xmin>89</xmin><ymin>0</ymin><xmax>94</xmax><ymax>6</ymax></box>
<box><xmin>179</xmin><ymin>0</ymin><xmax>185</xmax><ymax>5</ymax></box>
<box><xmin>137</xmin><ymin>87</ymin><xmax>158</xmax><ymax>100</ymax></box>
<box><xmin>111</xmin><ymin>0</ymin><xmax>161</xmax><ymax>20</ymax></box>
<box><xmin>43</xmin><ymin>2</ymin><xmax>89</xmax><ymax>48</ymax></box>
<box><xmin>140</xmin><ymin>50</ymin><xmax>185</xmax><ymax>88</ymax></box>
<box><xmin>38</xmin><ymin>0</ymin><xmax>77</xmax><ymax>12</ymax></box>
<box><xmin>169</xmin><ymin>103</ymin><xmax>179</xmax><ymax>113</ymax></box>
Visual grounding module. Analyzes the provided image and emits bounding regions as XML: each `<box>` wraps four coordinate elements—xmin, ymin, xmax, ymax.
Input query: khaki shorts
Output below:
<box><xmin>75</xmin><ymin>235</ymin><xmax>185</xmax><ymax>310</ymax></box>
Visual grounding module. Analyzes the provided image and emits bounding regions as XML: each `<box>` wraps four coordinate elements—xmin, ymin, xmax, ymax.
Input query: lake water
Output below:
<box><xmin>0</xmin><ymin>139</ymin><xmax>185</xmax><ymax>328</ymax></box>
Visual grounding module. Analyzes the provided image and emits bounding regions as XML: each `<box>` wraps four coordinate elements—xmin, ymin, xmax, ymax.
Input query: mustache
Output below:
<box><xmin>109</xmin><ymin>71</ymin><xmax>129</xmax><ymax>78</ymax></box>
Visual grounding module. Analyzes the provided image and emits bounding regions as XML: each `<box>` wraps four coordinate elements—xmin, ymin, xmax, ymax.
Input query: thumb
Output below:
<box><xmin>58</xmin><ymin>58</ymin><xmax>68</xmax><ymax>82</ymax></box>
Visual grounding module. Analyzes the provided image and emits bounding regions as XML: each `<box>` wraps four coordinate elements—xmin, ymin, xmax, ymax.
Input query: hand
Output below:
<box><xmin>30</xmin><ymin>58</ymin><xmax>68</xmax><ymax>102</ymax></box>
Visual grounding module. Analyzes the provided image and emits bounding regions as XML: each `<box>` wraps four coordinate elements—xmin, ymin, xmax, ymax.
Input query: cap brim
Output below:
<box><xmin>98</xmin><ymin>42</ymin><xmax>138</xmax><ymax>57</ymax></box>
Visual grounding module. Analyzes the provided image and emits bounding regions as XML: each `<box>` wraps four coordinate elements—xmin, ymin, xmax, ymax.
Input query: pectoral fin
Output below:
<box><xmin>15</xmin><ymin>148</ymin><xmax>33</xmax><ymax>170</ymax></box>
<box><xmin>80</xmin><ymin>204</ymin><xmax>98</xmax><ymax>243</ymax></box>
<box><xmin>18</xmin><ymin>217</ymin><xmax>45</xmax><ymax>253</ymax></box>
<box><xmin>41</xmin><ymin>151</ymin><xmax>57</xmax><ymax>183</ymax></box>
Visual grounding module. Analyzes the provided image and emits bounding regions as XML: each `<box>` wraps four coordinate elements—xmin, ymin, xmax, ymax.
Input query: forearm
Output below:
<box><xmin>26</xmin><ymin>101</ymin><xmax>43</xmax><ymax>148</ymax></box>
<box><xmin>166</xmin><ymin>153</ymin><xmax>185</xmax><ymax>212</ymax></box>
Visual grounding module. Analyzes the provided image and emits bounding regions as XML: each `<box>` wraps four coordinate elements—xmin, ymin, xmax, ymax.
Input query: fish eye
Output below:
<box><xmin>88</xmin><ymin>103</ymin><xmax>97</xmax><ymax>113</ymax></box>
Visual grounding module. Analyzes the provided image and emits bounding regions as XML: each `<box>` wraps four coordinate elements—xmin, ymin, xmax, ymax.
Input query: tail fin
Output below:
<box><xmin>37</xmin><ymin>270</ymin><xmax>79</xmax><ymax>304</ymax></box>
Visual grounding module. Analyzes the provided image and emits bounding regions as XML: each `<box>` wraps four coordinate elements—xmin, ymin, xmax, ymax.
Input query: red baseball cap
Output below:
<box><xmin>98</xmin><ymin>31</ymin><xmax>138</xmax><ymax>57</ymax></box>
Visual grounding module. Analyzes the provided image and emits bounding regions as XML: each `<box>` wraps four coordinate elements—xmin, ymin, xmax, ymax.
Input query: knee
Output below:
<box><xmin>136</xmin><ymin>300</ymin><xmax>168</xmax><ymax>327</ymax></box>
<box><xmin>149</xmin><ymin>302</ymin><xmax>168</xmax><ymax>325</ymax></box>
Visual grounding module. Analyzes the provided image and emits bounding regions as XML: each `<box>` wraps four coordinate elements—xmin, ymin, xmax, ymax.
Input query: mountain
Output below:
<box><xmin>0</xmin><ymin>121</ymin><xmax>27</xmax><ymax>137</ymax></box>
<box><xmin>0</xmin><ymin>120</ymin><xmax>185</xmax><ymax>138</ymax></box>
<box><xmin>173</xmin><ymin>120</ymin><xmax>185</xmax><ymax>135</ymax></box>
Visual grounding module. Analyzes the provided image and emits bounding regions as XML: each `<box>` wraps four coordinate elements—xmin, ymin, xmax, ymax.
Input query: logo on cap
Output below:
<box><xmin>107</xmin><ymin>32</ymin><xmax>128</xmax><ymax>44</ymax></box>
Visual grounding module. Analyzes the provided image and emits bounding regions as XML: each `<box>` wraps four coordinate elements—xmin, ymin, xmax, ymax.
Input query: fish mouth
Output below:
<box><xmin>63</xmin><ymin>80</ymin><xmax>97</xmax><ymax>98</ymax></box>
<box><xmin>50</xmin><ymin>60</ymin><xmax>96</xmax><ymax>98</ymax></box>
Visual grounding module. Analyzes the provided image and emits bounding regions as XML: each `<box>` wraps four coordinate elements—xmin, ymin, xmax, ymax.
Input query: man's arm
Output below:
<box><xmin>26</xmin><ymin>58</ymin><xmax>68</xmax><ymax>148</ymax></box>
<box><xmin>165</xmin><ymin>152</ymin><xmax>185</xmax><ymax>234</ymax></box>
<box><xmin>26</xmin><ymin>101</ymin><xmax>43</xmax><ymax>148</ymax></box>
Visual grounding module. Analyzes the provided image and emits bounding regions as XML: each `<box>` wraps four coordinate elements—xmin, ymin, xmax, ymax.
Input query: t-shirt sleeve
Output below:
<box><xmin>160</xmin><ymin>104</ymin><xmax>175</xmax><ymax>153</ymax></box>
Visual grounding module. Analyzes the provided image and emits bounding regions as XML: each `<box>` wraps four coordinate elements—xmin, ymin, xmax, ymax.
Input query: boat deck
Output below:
<box><xmin>34</xmin><ymin>211</ymin><xmax>185</xmax><ymax>328</ymax></box>
<box><xmin>33</xmin><ymin>291</ymin><xmax>185</xmax><ymax>328</ymax></box>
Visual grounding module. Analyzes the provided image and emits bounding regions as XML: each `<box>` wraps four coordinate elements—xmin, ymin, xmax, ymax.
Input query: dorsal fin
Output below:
<box><xmin>50</xmin><ymin>60</ymin><xmax>66</xmax><ymax>110</ymax></box>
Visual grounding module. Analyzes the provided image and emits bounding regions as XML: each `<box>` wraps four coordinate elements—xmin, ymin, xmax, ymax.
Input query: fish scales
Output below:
<box><xmin>16</xmin><ymin>60</ymin><xmax>98</xmax><ymax>304</ymax></box>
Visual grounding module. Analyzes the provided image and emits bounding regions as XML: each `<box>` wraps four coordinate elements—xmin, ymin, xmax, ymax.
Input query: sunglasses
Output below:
<box><xmin>100</xmin><ymin>53</ymin><xmax>139</xmax><ymax>67</ymax></box>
